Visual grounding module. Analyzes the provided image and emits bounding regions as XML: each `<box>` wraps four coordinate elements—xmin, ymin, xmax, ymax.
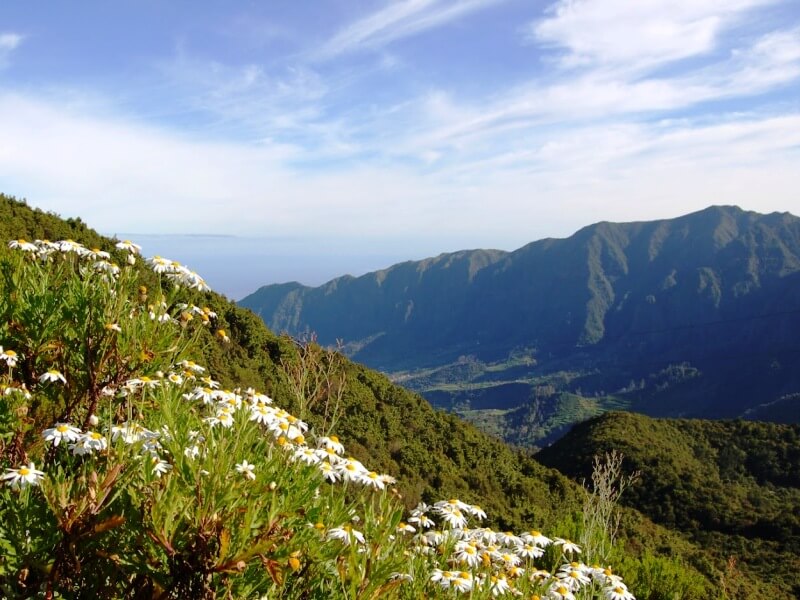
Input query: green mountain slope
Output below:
<box><xmin>0</xmin><ymin>194</ymin><xmax>576</xmax><ymax>529</ymax></box>
<box><xmin>241</xmin><ymin>206</ymin><xmax>800</xmax><ymax>445</ymax></box>
<box><xmin>537</xmin><ymin>412</ymin><xmax>800</xmax><ymax>597</ymax></box>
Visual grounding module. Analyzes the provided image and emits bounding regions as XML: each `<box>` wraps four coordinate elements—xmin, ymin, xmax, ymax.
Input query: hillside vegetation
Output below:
<box><xmin>242</xmin><ymin>206</ymin><xmax>800</xmax><ymax>447</ymax></box>
<box><xmin>537</xmin><ymin>412</ymin><xmax>800</xmax><ymax>597</ymax></box>
<box><xmin>0</xmin><ymin>193</ymin><xmax>791</xmax><ymax>598</ymax></box>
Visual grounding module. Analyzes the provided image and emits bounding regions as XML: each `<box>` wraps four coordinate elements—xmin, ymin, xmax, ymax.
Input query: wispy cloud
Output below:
<box><xmin>394</xmin><ymin>25</ymin><xmax>800</xmax><ymax>163</ymax></box>
<box><xmin>0</xmin><ymin>1</ymin><xmax>797</xmax><ymax>258</ymax></box>
<box><xmin>529</xmin><ymin>0</ymin><xmax>778</xmax><ymax>72</ymax></box>
<box><xmin>0</xmin><ymin>32</ymin><xmax>23</xmax><ymax>68</ymax></box>
<box><xmin>316</xmin><ymin>0</ymin><xmax>502</xmax><ymax>59</ymax></box>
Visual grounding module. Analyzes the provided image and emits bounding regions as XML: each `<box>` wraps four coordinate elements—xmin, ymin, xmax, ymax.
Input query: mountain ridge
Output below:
<box><xmin>241</xmin><ymin>204</ymin><xmax>800</xmax><ymax>443</ymax></box>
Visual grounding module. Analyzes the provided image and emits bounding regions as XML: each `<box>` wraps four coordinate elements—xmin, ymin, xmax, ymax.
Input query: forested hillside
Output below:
<box><xmin>538</xmin><ymin>412</ymin><xmax>800</xmax><ymax>597</ymax></box>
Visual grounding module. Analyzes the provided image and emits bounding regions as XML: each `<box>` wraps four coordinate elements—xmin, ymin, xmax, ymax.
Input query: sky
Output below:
<box><xmin>1</xmin><ymin>1</ymin><xmax>799</xmax><ymax>297</ymax></box>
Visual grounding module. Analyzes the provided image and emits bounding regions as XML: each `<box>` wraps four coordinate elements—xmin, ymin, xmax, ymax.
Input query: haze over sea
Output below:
<box><xmin>119</xmin><ymin>233</ymin><xmax>436</xmax><ymax>300</ymax></box>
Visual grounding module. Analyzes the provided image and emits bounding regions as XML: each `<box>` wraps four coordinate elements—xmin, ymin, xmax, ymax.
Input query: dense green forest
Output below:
<box><xmin>2</xmin><ymin>193</ymin><xmax>797</xmax><ymax>597</ymax></box>
<box><xmin>538</xmin><ymin>412</ymin><xmax>800</xmax><ymax>596</ymax></box>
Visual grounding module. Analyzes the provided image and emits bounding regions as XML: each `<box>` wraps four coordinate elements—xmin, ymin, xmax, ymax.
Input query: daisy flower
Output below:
<box><xmin>294</xmin><ymin>447</ymin><xmax>321</xmax><ymax>466</ymax></box>
<box><xmin>554</xmin><ymin>538</ymin><xmax>582</xmax><ymax>555</ymax></box>
<box><xmin>451</xmin><ymin>571</ymin><xmax>473</xmax><ymax>593</ymax></box>
<box><xmin>43</xmin><ymin>423</ymin><xmax>82</xmax><ymax>447</ymax></box>
<box><xmin>489</xmin><ymin>574</ymin><xmax>511</xmax><ymax>597</ymax></box>
<box><xmin>556</xmin><ymin>568</ymin><xmax>591</xmax><ymax>591</ymax></box>
<box><xmin>454</xmin><ymin>541</ymin><xmax>481</xmax><ymax>568</ymax></box>
<box><xmin>604</xmin><ymin>584</ymin><xmax>635</xmax><ymax>600</ymax></box>
<box><xmin>360</xmin><ymin>471</ymin><xmax>385</xmax><ymax>489</ymax></box>
<box><xmin>9</xmin><ymin>238</ymin><xmax>38</xmax><ymax>252</ymax></box>
<box><xmin>431</xmin><ymin>569</ymin><xmax>454</xmax><ymax>590</ymax></box>
<box><xmin>235</xmin><ymin>460</ymin><xmax>256</xmax><ymax>480</ymax></box>
<box><xmin>522</xmin><ymin>530</ymin><xmax>552</xmax><ymax>547</ymax></box>
<box><xmin>548</xmin><ymin>583</ymin><xmax>576</xmax><ymax>600</ymax></box>
<box><xmin>57</xmin><ymin>239</ymin><xmax>85</xmax><ymax>254</ymax></box>
<box><xmin>39</xmin><ymin>369</ymin><xmax>67</xmax><ymax>384</ymax></box>
<box><xmin>517</xmin><ymin>543</ymin><xmax>545</xmax><ymax>559</ymax></box>
<box><xmin>317</xmin><ymin>435</ymin><xmax>345</xmax><ymax>455</ymax></box>
<box><xmin>396</xmin><ymin>522</ymin><xmax>415</xmax><ymax>534</ymax></box>
<box><xmin>319</xmin><ymin>461</ymin><xmax>341</xmax><ymax>483</ymax></box>
<box><xmin>115</xmin><ymin>240</ymin><xmax>142</xmax><ymax>254</ymax></box>
<box><xmin>0</xmin><ymin>347</ymin><xmax>20</xmax><ymax>367</ymax></box>
<box><xmin>148</xmin><ymin>256</ymin><xmax>174</xmax><ymax>274</ymax></box>
<box><xmin>81</xmin><ymin>431</ymin><xmax>108</xmax><ymax>452</ymax></box>
<box><xmin>338</xmin><ymin>457</ymin><xmax>368</xmax><ymax>482</ymax></box>
<box><xmin>86</xmin><ymin>248</ymin><xmax>111</xmax><ymax>260</ymax></box>
<box><xmin>409</xmin><ymin>513</ymin><xmax>436</xmax><ymax>529</ymax></box>
<box><xmin>326</xmin><ymin>524</ymin><xmax>365</xmax><ymax>546</ymax></box>
<box><xmin>2</xmin><ymin>462</ymin><xmax>45</xmax><ymax>488</ymax></box>
<box><xmin>179</xmin><ymin>360</ymin><xmax>205</xmax><ymax>373</ymax></box>
<box><xmin>151</xmin><ymin>457</ymin><xmax>172</xmax><ymax>477</ymax></box>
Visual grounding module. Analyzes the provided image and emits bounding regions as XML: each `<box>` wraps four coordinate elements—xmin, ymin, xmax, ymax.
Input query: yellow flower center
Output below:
<box><xmin>57</xmin><ymin>425</ymin><xmax>69</xmax><ymax>433</ymax></box>
<box><xmin>614</xmin><ymin>588</ymin><xmax>624</xmax><ymax>594</ymax></box>
<box><xmin>19</xmin><ymin>467</ymin><xmax>30</xmax><ymax>476</ymax></box>
<box><xmin>91</xmin><ymin>432</ymin><xmax>103</xmax><ymax>440</ymax></box>
<box><xmin>330</xmin><ymin>435</ymin><xmax>339</xmax><ymax>443</ymax></box>
<box><xmin>6</xmin><ymin>350</ymin><xmax>16</xmax><ymax>357</ymax></box>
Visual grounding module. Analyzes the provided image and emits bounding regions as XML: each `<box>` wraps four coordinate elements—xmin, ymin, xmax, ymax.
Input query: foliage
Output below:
<box><xmin>0</xmin><ymin>229</ymin><xmax>642</xmax><ymax>598</ymax></box>
<box><xmin>537</xmin><ymin>411</ymin><xmax>800</xmax><ymax>597</ymax></box>
<box><xmin>1</xmin><ymin>193</ymin><xmax>786</xmax><ymax>598</ymax></box>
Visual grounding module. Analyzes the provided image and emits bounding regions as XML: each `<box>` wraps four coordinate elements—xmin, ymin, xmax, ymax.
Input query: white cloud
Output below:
<box><xmin>395</xmin><ymin>26</ymin><xmax>800</xmax><ymax>159</ymax></box>
<box><xmin>530</xmin><ymin>0</ymin><xmax>777</xmax><ymax>71</ymax></box>
<box><xmin>0</xmin><ymin>32</ymin><xmax>23</xmax><ymax>68</ymax></box>
<box><xmin>316</xmin><ymin>0</ymin><xmax>502</xmax><ymax>59</ymax></box>
<box><xmin>0</xmin><ymin>91</ymin><xmax>797</xmax><ymax>250</ymax></box>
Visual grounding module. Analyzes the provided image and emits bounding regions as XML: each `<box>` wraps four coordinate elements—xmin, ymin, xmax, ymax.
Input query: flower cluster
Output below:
<box><xmin>6</xmin><ymin>237</ymin><xmax>208</xmax><ymax>292</ymax></box>
<box><xmin>403</xmin><ymin>499</ymin><xmax>635</xmax><ymax>598</ymax></box>
<box><xmin>147</xmin><ymin>255</ymin><xmax>210</xmax><ymax>291</ymax></box>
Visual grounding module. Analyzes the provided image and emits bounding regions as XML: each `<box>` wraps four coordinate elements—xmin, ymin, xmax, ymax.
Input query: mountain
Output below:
<box><xmin>537</xmin><ymin>412</ymin><xmax>800</xmax><ymax>597</ymax></box>
<box><xmin>241</xmin><ymin>206</ymin><xmax>800</xmax><ymax>445</ymax></box>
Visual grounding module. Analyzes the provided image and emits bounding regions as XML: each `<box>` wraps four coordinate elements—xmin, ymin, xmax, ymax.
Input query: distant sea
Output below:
<box><xmin>110</xmin><ymin>234</ymin><xmax>416</xmax><ymax>300</ymax></box>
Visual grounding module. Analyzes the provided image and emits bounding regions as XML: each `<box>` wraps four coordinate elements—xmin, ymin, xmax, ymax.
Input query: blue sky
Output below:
<box><xmin>1</xmin><ymin>1</ymin><xmax>799</xmax><ymax>295</ymax></box>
